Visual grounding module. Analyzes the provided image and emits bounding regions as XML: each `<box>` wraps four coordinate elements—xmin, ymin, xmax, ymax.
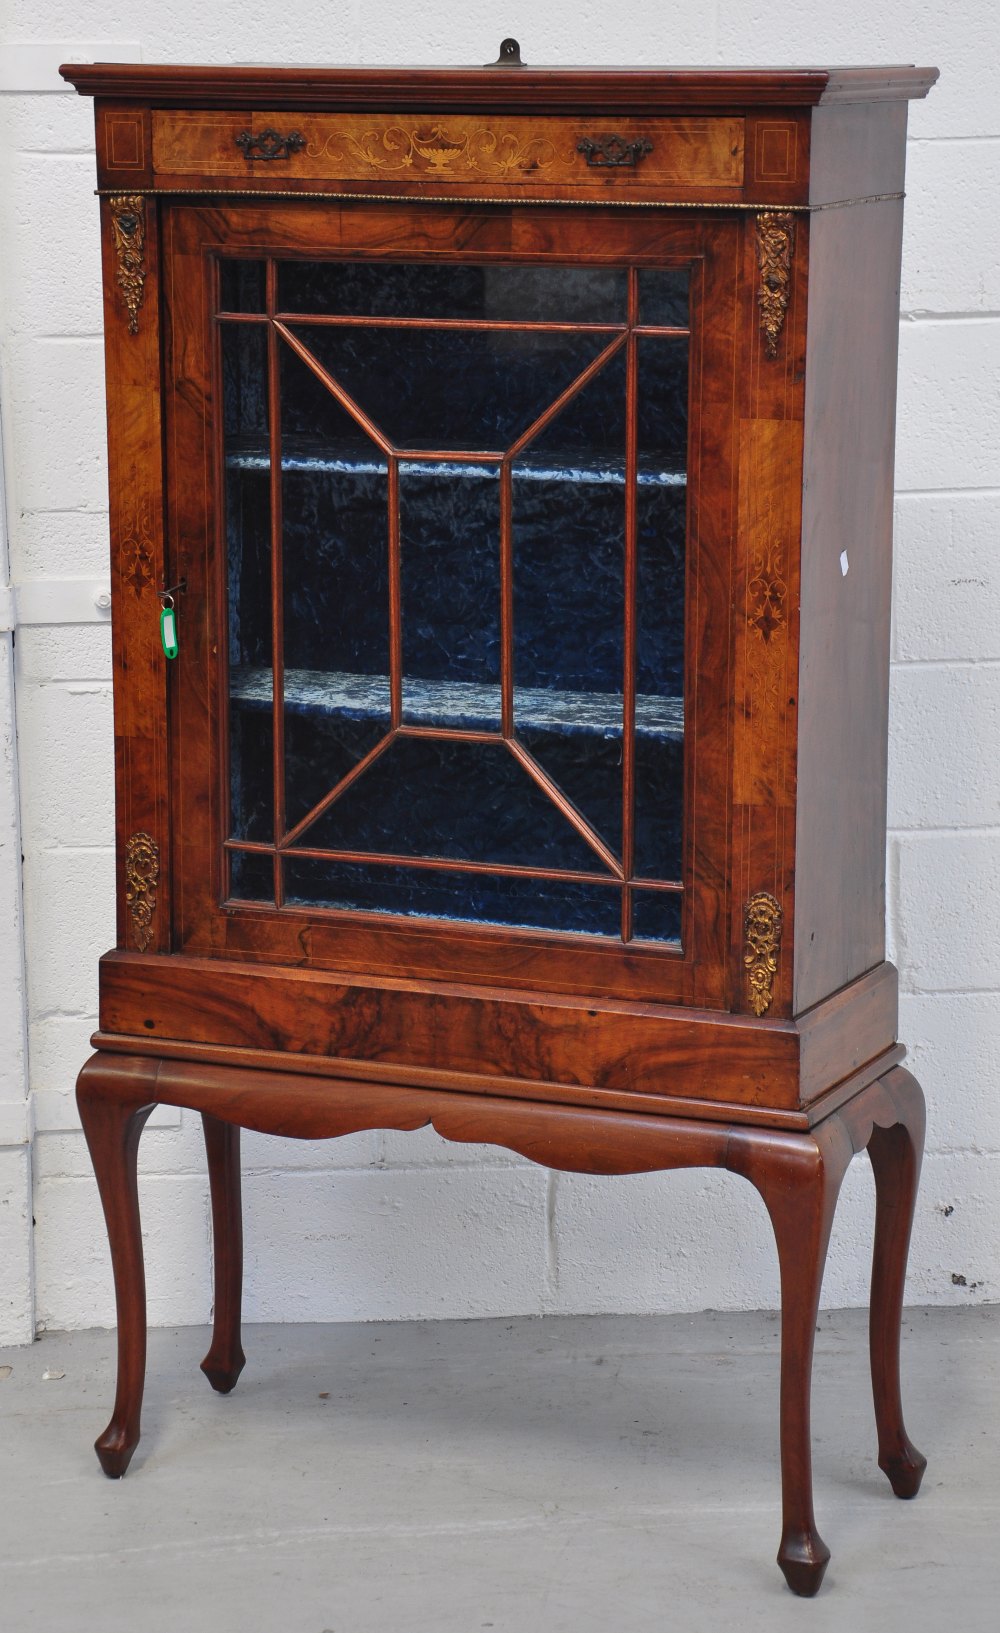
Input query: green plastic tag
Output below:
<box><xmin>160</xmin><ymin>604</ymin><xmax>178</xmax><ymax>659</ymax></box>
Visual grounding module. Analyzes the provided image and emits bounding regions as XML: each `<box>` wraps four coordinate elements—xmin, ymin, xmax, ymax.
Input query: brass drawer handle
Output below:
<box><xmin>235</xmin><ymin>128</ymin><xmax>306</xmax><ymax>162</ymax></box>
<box><xmin>577</xmin><ymin>135</ymin><xmax>653</xmax><ymax>169</ymax></box>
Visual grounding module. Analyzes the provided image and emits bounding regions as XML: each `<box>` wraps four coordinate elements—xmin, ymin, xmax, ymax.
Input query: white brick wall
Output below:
<box><xmin>0</xmin><ymin>386</ymin><xmax>35</xmax><ymax>1342</ymax></box>
<box><xmin>1</xmin><ymin>4</ymin><xmax>997</xmax><ymax>1341</ymax></box>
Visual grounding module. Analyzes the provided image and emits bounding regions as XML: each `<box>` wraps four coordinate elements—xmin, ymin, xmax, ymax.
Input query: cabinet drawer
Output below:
<box><xmin>151</xmin><ymin>110</ymin><xmax>745</xmax><ymax>197</ymax></box>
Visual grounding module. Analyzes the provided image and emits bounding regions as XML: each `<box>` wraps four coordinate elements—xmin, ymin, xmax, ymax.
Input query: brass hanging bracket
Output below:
<box><xmin>485</xmin><ymin>37</ymin><xmax>525</xmax><ymax>66</ymax></box>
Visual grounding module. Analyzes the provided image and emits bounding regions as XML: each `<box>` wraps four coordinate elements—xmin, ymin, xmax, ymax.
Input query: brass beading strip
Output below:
<box><xmin>97</xmin><ymin>187</ymin><xmax>904</xmax><ymax>212</ymax></box>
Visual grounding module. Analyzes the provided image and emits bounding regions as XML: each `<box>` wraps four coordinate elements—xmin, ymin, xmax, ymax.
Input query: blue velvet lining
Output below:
<box><xmin>229</xmin><ymin>848</ymin><xmax>274</xmax><ymax>900</ymax></box>
<box><xmin>219</xmin><ymin>258</ymin><xmax>266</xmax><ymax>314</ymax></box>
<box><xmin>632</xmin><ymin>889</ymin><xmax>683</xmax><ymax>944</ymax></box>
<box><xmin>286</xmin><ymin>324</ymin><xmax>614</xmax><ymax>451</ymax></box>
<box><xmin>232</xmin><ymin>849</ymin><xmax>683</xmax><ymax>946</ymax></box>
<box><xmin>401</xmin><ymin>466</ymin><xmax>501</xmax><ymax>694</ymax></box>
<box><xmin>298</xmin><ymin>735</ymin><xmax>609</xmax><ymax>872</ymax></box>
<box><xmin>283</xmin><ymin>857</ymin><xmax>626</xmax><ymax>938</ymax></box>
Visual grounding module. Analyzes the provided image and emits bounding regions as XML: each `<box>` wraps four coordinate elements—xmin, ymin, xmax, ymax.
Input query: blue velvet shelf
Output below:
<box><xmin>225</xmin><ymin>445</ymin><xmax>687</xmax><ymax>489</ymax></box>
<box><xmin>230</xmin><ymin>665</ymin><xmax>684</xmax><ymax>741</ymax></box>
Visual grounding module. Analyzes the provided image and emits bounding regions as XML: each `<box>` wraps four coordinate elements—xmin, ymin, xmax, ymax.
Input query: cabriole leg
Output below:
<box><xmin>868</xmin><ymin>1068</ymin><xmax>927</xmax><ymax>1499</ymax></box>
<box><xmin>76</xmin><ymin>1079</ymin><xmax>155</xmax><ymax>1477</ymax></box>
<box><xmin>200</xmin><ymin>1112</ymin><xmax>246</xmax><ymax>1394</ymax></box>
<box><xmin>732</xmin><ymin>1121</ymin><xmax>853</xmax><ymax>1597</ymax></box>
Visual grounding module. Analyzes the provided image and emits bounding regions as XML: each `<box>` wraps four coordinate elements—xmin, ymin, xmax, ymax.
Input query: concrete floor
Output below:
<box><xmin>1</xmin><ymin>1307</ymin><xmax>997</xmax><ymax>1632</ymax></box>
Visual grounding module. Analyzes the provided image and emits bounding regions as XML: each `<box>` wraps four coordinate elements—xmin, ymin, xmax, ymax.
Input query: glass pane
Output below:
<box><xmin>222</xmin><ymin>320</ymin><xmax>269</xmax><ymax>450</ymax></box>
<box><xmin>294</xmin><ymin>735</ymin><xmax>610</xmax><ymax>874</ymax></box>
<box><xmin>400</xmin><ymin>463</ymin><xmax>501</xmax><ymax>727</ymax></box>
<box><xmin>219</xmin><ymin>258</ymin><xmax>265</xmax><ymax>313</ymax></box>
<box><xmin>637</xmin><ymin>335</ymin><xmax>688</xmax><ymax>477</ymax></box>
<box><xmin>634</xmin><ymin>336</ymin><xmax>688</xmax><ymax>880</ymax></box>
<box><xmin>228</xmin><ymin>702</ymin><xmax>274</xmax><ymax>843</ymax></box>
<box><xmin>638</xmin><ymin>267</ymin><xmax>690</xmax><ymax>328</ymax></box>
<box><xmin>286</xmin><ymin>324</ymin><xmax>611</xmax><ymax>451</ymax></box>
<box><xmin>222</xmin><ymin>322</ymin><xmax>273</xmax><ymax>842</ymax></box>
<box><xmin>278</xmin><ymin>338</ymin><xmax>391</xmax><ymax>830</ymax></box>
<box><xmin>631</xmin><ymin>889</ymin><xmax>682</xmax><ymax>944</ymax></box>
<box><xmin>228</xmin><ymin>849</ymin><xmax>275</xmax><ymax>903</ymax></box>
<box><xmin>512</xmin><ymin>347</ymin><xmax>627</xmax><ymax>857</ymax></box>
<box><xmin>278</xmin><ymin>260</ymin><xmax>627</xmax><ymax>323</ymax></box>
<box><xmin>634</xmin><ymin>731</ymin><xmax>685</xmax><ymax>882</ymax></box>
<box><xmin>285</xmin><ymin>856</ymin><xmax>622</xmax><ymax>936</ymax></box>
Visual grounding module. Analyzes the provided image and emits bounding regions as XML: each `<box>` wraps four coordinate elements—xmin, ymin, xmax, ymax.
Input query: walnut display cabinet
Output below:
<box><xmin>63</xmin><ymin>49</ymin><xmax>937</xmax><ymax>1595</ymax></box>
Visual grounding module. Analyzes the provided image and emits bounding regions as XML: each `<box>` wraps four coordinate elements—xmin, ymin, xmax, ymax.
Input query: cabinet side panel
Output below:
<box><xmin>100</xmin><ymin>194</ymin><xmax>170</xmax><ymax>952</ymax></box>
<box><xmin>793</xmin><ymin>199</ymin><xmax>905</xmax><ymax>1013</ymax></box>
<box><xmin>807</xmin><ymin>103</ymin><xmax>908</xmax><ymax>206</ymax></box>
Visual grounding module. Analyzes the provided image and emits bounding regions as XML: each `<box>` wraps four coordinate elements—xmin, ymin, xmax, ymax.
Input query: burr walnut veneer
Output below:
<box><xmin>63</xmin><ymin>55</ymin><xmax>937</xmax><ymax>1596</ymax></box>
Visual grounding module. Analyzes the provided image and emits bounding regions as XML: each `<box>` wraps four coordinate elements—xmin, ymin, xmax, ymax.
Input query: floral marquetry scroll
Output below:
<box><xmin>755</xmin><ymin>211</ymin><xmax>795</xmax><ymax>360</ymax></box>
<box><xmin>305</xmin><ymin>122</ymin><xmax>558</xmax><ymax>178</ymax></box>
<box><xmin>108</xmin><ymin>194</ymin><xmax>147</xmax><ymax>335</ymax></box>
<box><xmin>745</xmin><ymin>529</ymin><xmax>789</xmax><ymax>719</ymax></box>
<box><xmin>746</xmin><ymin>537</ymin><xmax>787</xmax><ymax>647</ymax></box>
<box><xmin>744</xmin><ymin>891</ymin><xmax>783</xmax><ymax>1015</ymax></box>
<box><xmin>124</xmin><ymin>832</ymin><xmax>159</xmax><ymax>951</ymax></box>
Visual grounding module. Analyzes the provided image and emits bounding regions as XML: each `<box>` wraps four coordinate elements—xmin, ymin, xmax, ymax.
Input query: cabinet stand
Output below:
<box><xmin>77</xmin><ymin>1052</ymin><xmax>925</xmax><ymax>1597</ymax></box>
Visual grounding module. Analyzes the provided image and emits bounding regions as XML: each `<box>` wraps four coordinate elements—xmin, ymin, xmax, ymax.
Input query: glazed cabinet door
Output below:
<box><xmin>163</xmin><ymin>202</ymin><xmax>742</xmax><ymax>1006</ymax></box>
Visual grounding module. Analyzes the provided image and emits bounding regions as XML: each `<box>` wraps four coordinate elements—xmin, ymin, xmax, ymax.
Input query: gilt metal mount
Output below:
<box><xmin>125</xmin><ymin>832</ymin><xmax>160</xmax><ymax>952</ymax></box>
<box><xmin>743</xmin><ymin>891</ymin><xmax>783</xmax><ymax>1016</ymax></box>
<box><xmin>108</xmin><ymin>195</ymin><xmax>146</xmax><ymax>335</ymax></box>
<box><xmin>755</xmin><ymin>212</ymin><xmax>796</xmax><ymax>360</ymax></box>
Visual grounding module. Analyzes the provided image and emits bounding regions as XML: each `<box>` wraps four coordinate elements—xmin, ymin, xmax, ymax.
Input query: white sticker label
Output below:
<box><xmin>840</xmin><ymin>550</ymin><xmax>850</xmax><ymax>577</ymax></box>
